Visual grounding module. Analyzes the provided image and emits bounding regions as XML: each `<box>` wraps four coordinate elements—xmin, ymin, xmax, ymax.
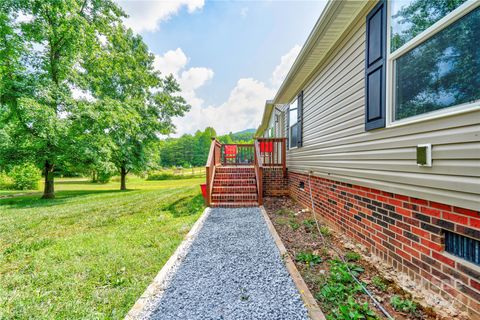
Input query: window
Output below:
<box><xmin>390</xmin><ymin>0</ymin><xmax>467</xmax><ymax>52</ymax></box>
<box><xmin>388</xmin><ymin>1</ymin><xmax>480</xmax><ymax>123</ymax></box>
<box><xmin>444</xmin><ymin>230</ymin><xmax>480</xmax><ymax>266</ymax></box>
<box><xmin>288</xmin><ymin>99</ymin><xmax>298</xmax><ymax>148</ymax></box>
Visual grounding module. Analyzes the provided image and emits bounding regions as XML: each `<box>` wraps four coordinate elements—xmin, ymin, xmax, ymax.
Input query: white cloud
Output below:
<box><xmin>153</xmin><ymin>48</ymin><xmax>188</xmax><ymax>76</ymax></box>
<box><xmin>174</xmin><ymin>78</ymin><xmax>275</xmax><ymax>136</ymax></box>
<box><xmin>240</xmin><ymin>7</ymin><xmax>249</xmax><ymax>18</ymax></box>
<box><xmin>160</xmin><ymin>44</ymin><xmax>301</xmax><ymax>136</ymax></box>
<box><xmin>271</xmin><ymin>44</ymin><xmax>301</xmax><ymax>88</ymax></box>
<box><xmin>154</xmin><ymin>48</ymin><xmax>214</xmax><ymax>109</ymax></box>
<box><xmin>117</xmin><ymin>0</ymin><xmax>204</xmax><ymax>33</ymax></box>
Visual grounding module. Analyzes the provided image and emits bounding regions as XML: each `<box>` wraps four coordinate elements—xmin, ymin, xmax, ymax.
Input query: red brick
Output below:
<box><xmin>396</xmin><ymin>248</ymin><xmax>411</xmax><ymax>261</ymax></box>
<box><xmin>430</xmin><ymin>201</ymin><xmax>452</xmax><ymax>211</ymax></box>
<box><xmin>412</xmin><ymin>242</ymin><xmax>431</xmax><ymax>255</ymax></box>
<box><xmin>411</xmin><ymin>226</ymin><xmax>430</xmax><ymax>239</ymax></box>
<box><xmin>432</xmin><ymin>251</ymin><xmax>455</xmax><ymax>268</ymax></box>
<box><xmin>420</xmin><ymin>206</ymin><xmax>441</xmax><ymax>217</ymax></box>
<box><xmin>443</xmin><ymin>211</ymin><xmax>469</xmax><ymax>225</ymax></box>
<box><xmin>388</xmin><ymin>198</ymin><xmax>403</xmax><ymax>207</ymax></box>
<box><xmin>471</xmin><ymin>279</ymin><xmax>480</xmax><ymax>292</ymax></box>
<box><xmin>403</xmin><ymin>245</ymin><xmax>420</xmax><ymax>259</ymax></box>
<box><xmin>453</xmin><ymin>206</ymin><xmax>480</xmax><ymax>218</ymax></box>
<box><xmin>411</xmin><ymin>197</ymin><xmax>428</xmax><ymax>206</ymax></box>
<box><xmin>395</xmin><ymin>194</ymin><xmax>409</xmax><ymax>201</ymax></box>
<box><xmin>389</xmin><ymin>225</ymin><xmax>403</xmax><ymax>235</ymax></box>
<box><xmin>396</xmin><ymin>207</ymin><xmax>412</xmax><ymax>217</ymax></box>
<box><xmin>470</xmin><ymin>218</ymin><xmax>480</xmax><ymax>229</ymax></box>
<box><xmin>421</xmin><ymin>238</ymin><xmax>443</xmax><ymax>252</ymax></box>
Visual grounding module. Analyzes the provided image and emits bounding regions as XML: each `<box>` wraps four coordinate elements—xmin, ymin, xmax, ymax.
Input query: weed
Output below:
<box><xmin>371</xmin><ymin>276</ymin><xmax>387</xmax><ymax>292</ymax></box>
<box><xmin>334</xmin><ymin>297</ymin><xmax>378</xmax><ymax>320</ymax></box>
<box><xmin>296</xmin><ymin>252</ymin><xmax>322</xmax><ymax>267</ymax></box>
<box><xmin>289</xmin><ymin>220</ymin><xmax>300</xmax><ymax>230</ymax></box>
<box><xmin>344</xmin><ymin>251</ymin><xmax>361</xmax><ymax>262</ymax></box>
<box><xmin>303</xmin><ymin>219</ymin><xmax>316</xmax><ymax>230</ymax></box>
<box><xmin>275</xmin><ymin>217</ymin><xmax>289</xmax><ymax>226</ymax></box>
<box><xmin>390</xmin><ymin>295</ymin><xmax>418</xmax><ymax>314</ymax></box>
<box><xmin>320</xmin><ymin>225</ymin><xmax>331</xmax><ymax>236</ymax></box>
<box><xmin>275</xmin><ymin>208</ymin><xmax>294</xmax><ymax>216</ymax></box>
<box><xmin>316</xmin><ymin>260</ymin><xmax>376</xmax><ymax>320</ymax></box>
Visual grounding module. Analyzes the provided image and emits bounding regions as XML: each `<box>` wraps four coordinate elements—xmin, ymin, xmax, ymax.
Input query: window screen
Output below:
<box><xmin>444</xmin><ymin>230</ymin><xmax>480</xmax><ymax>265</ymax></box>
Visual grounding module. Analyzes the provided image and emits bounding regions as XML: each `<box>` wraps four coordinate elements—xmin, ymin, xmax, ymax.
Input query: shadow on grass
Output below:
<box><xmin>162</xmin><ymin>193</ymin><xmax>205</xmax><ymax>218</ymax></box>
<box><xmin>0</xmin><ymin>189</ymin><xmax>133</xmax><ymax>209</ymax></box>
<box><xmin>54</xmin><ymin>179</ymin><xmax>97</xmax><ymax>185</ymax></box>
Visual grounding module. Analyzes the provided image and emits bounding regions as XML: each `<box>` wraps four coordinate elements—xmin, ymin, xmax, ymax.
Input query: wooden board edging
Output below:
<box><xmin>260</xmin><ymin>206</ymin><xmax>326</xmax><ymax>320</ymax></box>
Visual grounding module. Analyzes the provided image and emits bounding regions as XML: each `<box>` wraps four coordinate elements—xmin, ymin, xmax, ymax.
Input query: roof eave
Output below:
<box><xmin>254</xmin><ymin>100</ymin><xmax>274</xmax><ymax>138</ymax></box>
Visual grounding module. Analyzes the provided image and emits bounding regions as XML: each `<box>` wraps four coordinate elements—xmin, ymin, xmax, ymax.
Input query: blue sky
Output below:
<box><xmin>117</xmin><ymin>0</ymin><xmax>327</xmax><ymax>135</ymax></box>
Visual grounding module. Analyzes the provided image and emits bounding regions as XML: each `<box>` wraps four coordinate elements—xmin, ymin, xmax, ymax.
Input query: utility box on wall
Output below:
<box><xmin>417</xmin><ymin>144</ymin><xmax>432</xmax><ymax>167</ymax></box>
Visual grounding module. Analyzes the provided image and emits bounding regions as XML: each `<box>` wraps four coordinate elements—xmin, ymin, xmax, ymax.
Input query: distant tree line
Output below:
<box><xmin>157</xmin><ymin>128</ymin><xmax>254</xmax><ymax>168</ymax></box>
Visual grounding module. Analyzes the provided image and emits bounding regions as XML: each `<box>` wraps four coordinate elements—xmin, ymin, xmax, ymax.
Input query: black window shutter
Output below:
<box><xmin>286</xmin><ymin>107</ymin><xmax>290</xmax><ymax>150</ymax></box>
<box><xmin>365</xmin><ymin>0</ymin><xmax>386</xmax><ymax>131</ymax></box>
<box><xmin>297</xmin><ymin>91</ymin><xmax>303</xmax><ymax>147</ymax></box>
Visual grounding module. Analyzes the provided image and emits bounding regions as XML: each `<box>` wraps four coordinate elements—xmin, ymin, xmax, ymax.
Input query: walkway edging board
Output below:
<box><xmin>124</xmin><ymin>207</ymin><xmax>211</xmax><ymax>320</ymax></box>
<box><xmin>260</xmin><ymin>206</ymin><xmax>326</xmax><ymax>320</ymax></box>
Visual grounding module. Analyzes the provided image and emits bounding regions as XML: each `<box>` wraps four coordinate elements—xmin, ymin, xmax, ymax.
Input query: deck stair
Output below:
<box><xmin>211</xmin><ymin>166</ymin><xmax>258</xmax><ymax>207</ymax></box>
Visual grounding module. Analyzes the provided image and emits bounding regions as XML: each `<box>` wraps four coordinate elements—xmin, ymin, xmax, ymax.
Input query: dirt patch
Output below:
<box><xmin>263</xmin><ymin>197</ymin><xmax>469</xmax><ymax>320</ymax></box>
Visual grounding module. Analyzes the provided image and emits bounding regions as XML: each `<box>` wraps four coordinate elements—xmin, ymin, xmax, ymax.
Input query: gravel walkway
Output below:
<box><xmin>146</xmin><ymin>207</ymin><xmax>309</xmax><ymax>320</ymax></box>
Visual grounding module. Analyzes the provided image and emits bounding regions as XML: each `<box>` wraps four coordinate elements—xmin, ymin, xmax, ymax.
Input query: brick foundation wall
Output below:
<box><xmin>288</xmin><ymin>171</ymin><xmax>480</xmax><ymax>318</ymax></box>
<box><xmin>262</xmin><ymin>167</ymin><xmax>289</xmax><ymax>196</ymax></box>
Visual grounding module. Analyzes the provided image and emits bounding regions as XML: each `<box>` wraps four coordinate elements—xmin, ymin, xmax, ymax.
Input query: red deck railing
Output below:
<box><xmin>221</xmin><ymin>144</ymin><xmax>255</xmax><ymax>165</ymax></box>
<box><xmin>256</xmin><ymin>138</ymin><xmax>287</xmax><ymax>176</ymax></box>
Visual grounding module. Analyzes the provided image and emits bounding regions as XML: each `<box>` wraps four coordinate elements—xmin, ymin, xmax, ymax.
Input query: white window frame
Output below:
<box><xmin>288</xmin><ymin>99</ymin><xmax>298</xmax><ymax>149</ymax></box>
<box><xmin>385</xmin><ymin>0</ymin><xmax>480</xmax><ymax>128</ymax></box>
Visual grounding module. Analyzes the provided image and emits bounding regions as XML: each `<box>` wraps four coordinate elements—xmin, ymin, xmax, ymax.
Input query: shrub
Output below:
<box><xmin>9</xmin><ymin>163</ymin><xmax>41</xmax><ymax>190</ymax></box>
<box><xmin>97</xmin><ymin>170</ymin><xmax>113</xmax><ymax>183</ymax></box>
<box><xmin>0</xmin><ymin>171</ymin><xmax>14</xmax><ymax>189</ymax></box>
<box><xmin>147</xmin><ymin>170</ymin><xmax>204</xmax><ymax>181</ymax></box>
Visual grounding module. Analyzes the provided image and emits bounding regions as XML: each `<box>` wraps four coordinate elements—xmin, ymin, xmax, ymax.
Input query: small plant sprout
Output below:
<box><xmin>390</xmin><ymin>295</ymin><xmax>418</xmax><ymax>314</ymax></box>
<box><xmin>296</xmin><ymin>252</ymin><xmax>322</xmax><ymax>267</ymax></box>
<box><xmin>371</xmin><ymin>276</ymin><xmax>387</xmax><ymax>292</ymax></box>
<box><xmin>275</xmin><ymin>208</ymin><xmax>293</xmax><ymax>216</ymax></box>
<box><xmin>344</xmin><ymin>251</ymin><xmax>361</xmax><ymax>262</ymax></box>
<box><xmin>303</xmin><ymin>219</ymin><xmax>316</xmax><ymax>231</ymax></box>
<box><xmin>289</xmin><ymin>219</ymin><xmax>300</xmax><ymax>230</ymax></box>
<box><xmin>319</xmin><ymin>225</ymin><xmax>331</xmax><ymax>237</ymax></box>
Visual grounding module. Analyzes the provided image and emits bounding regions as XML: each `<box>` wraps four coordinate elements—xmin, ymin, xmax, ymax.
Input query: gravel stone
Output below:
<box><xmin>146</xmin><ymin>207</ymin><xmax>309</xmax><ymax>320</ymax></box>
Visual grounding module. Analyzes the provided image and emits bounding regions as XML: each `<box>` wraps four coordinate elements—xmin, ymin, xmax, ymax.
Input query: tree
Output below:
<box><xmin>82</xmin><ymin>26</ymin><xmax>190</xmax><ymax>190</ymax></box>
<box><xmin>0</xmin><ymin>0</ymin><xmax>125</xmax><ymax>198</ymax></box>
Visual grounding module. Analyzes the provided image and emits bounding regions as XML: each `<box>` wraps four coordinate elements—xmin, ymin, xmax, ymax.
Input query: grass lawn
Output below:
<box><xmin>0</xmin><ymin>176</ymin><xmax>205</xmax><ymax>319</ymax></box>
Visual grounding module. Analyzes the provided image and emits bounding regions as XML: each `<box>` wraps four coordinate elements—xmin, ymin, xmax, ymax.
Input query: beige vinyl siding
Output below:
<box><xmin>285</xmin><ymin>15</ymin><xmax>480</xmax><ymax>210</ymax></box>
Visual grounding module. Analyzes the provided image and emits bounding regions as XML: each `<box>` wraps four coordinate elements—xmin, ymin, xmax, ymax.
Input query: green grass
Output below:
<box><xmin>0</xmin><ymin>177</ymin><xmax>205</xmax><ymax>319</ymax></box>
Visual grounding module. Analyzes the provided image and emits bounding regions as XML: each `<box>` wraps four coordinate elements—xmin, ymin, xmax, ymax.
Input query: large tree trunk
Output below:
<box><xmin>120</xmin><ymin>166</ymin><xmax>127</xmax><ymax>191</ymax></box>
<box><xmin>91</xmin><ymin>170</ymin><xmax>97</xmax><ymax>183</ymax></box>
<box><xmin>42</xmin><ymin>160</ymin><xmax>55</xmax><ymax>199</ymax></box>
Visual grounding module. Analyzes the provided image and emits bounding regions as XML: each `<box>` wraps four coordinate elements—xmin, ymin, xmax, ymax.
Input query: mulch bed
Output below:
<box><xmin>263</xmin><ymin>196</ymin><xmax>459</xmax><ymax>320</ymax></box>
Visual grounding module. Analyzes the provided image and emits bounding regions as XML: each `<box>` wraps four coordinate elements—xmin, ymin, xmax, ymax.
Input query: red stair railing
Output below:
<box><xmin>205</xmin><ymin>138</ymin><xmax>221</xmax><ymax>206</ymax></box>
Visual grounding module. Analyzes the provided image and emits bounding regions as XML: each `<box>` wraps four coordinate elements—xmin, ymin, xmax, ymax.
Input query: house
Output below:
<box><xmin>255</xmin><ymin>0</ymin><xmax>480</xmax><ymax>317</ymax></box>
